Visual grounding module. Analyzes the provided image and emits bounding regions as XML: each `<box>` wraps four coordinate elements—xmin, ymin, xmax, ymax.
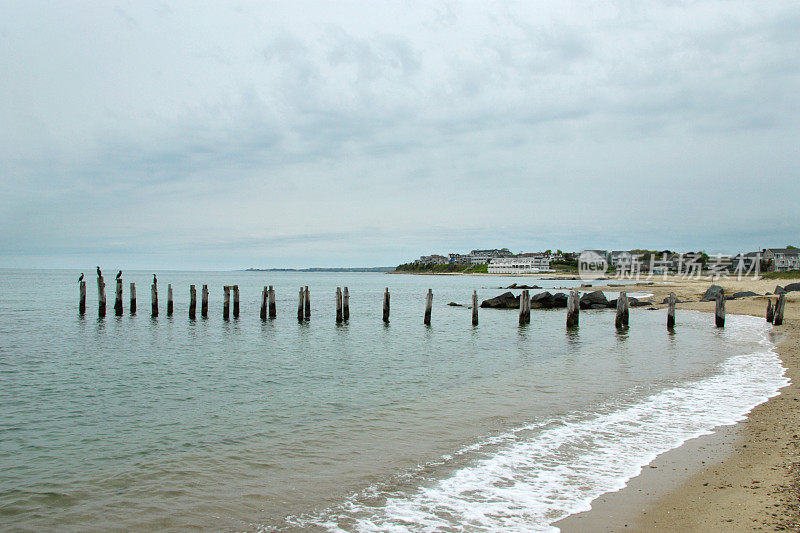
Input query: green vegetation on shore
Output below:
<box><xmin>394</xmin><ymin>263</ymin><xmax>488</xmax><ymax>274</ymax></box>
<box><xmin>761</xmin><ymin>270</ymin><xmax>800</xmax><ymax>280</ymax></box>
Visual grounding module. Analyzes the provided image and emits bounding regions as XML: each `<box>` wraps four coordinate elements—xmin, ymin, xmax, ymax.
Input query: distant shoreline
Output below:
<box><xmin>244</xmin><ymin>267</ymin><xmax>394</xmax><ymax>273</ymax></box>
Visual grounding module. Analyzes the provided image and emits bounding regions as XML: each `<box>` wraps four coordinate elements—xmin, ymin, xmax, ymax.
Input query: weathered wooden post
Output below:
<box><xmin>766</xmin><ymin>299</ymin><xmax>774</xmax><ymax>323</ymax></box>
<box><xmin>343</xmin><ymin>287</ymin><xmax>350</xmax><ymax>321</ymax></box>
<box><xmin>383</xmin><ymin>288</ymin><xmax>390</xmax><ymax>323</ymax></box>
<box><xmin>223</xmin><ymin>286</ymin><xmax>230</xmax><ymax>320</ymax></box>
<box><xmin>424</xmin><ymin>289</ymin><xmax>433</xmax><ymax>325</ymax></box>
<box><xmin>519</xmin><ymin>289</ymin><xmax>529</xmax><ymax>325</ymax></box>
<box><xmin>667</xmin><ymin>292</ymin><xmax>676</xmax><ymax>330</ymax></box>
<box><xmin>167</xmin><ymin>284</ymin><xmax>174</xmax><ymax>317</ymax></box>
<box><xmin>268</xmin><ymin>285</ymin><xmax>276</xmax><ymax>318</ymax></box>
<box><xmin>336</xmin><ymin>287</ymin><xmax>343</xmax><ymax>323</ymax></box>
<box><xmin>79</xmin><ymin>280</ymin><xmax>86</xmax><ymax>315</ymax></box>
<box><xmin>151</xmin><ymin>282</ymin><xmax>158</xmax><ymax>318</ymax></box>
<box><xmin>615</xmin><ymin>291</ymin><xmax>625</xmax><ymax>329</ymax></box>
<box><xmin>97</xmin><ymin>274</ymin><xmax>106</xmax><ymax>318</ymax></box>
<box><xmin>130</xmin><ymin>282</ymin><xmax>136</xmax><ymax>315</ymax></box>
<box><xmin>566</xmin><ymin>290</ymin><xmax>579</xmax><ymax>328</ymax></box>
<box><xmin>525</xmin><ymin>290</ymin><xmax>531</xmax><ymax>322</ymax></box>
<box><xmin>232</xmin><ymin>285</ymin><xmax>239</xmax><ymax>318</ymax></box>
<box><xmin>472</xmin><ymin>290</ymin><xmax>479</xmax><ymax>326</ymax></box>
<box><xmin>774</xmin><ymin>294</ymin><xmax>786</xmax><ymax>326</ymax></box>
<box><xmin>114</xmin><ymin>278</ymin><xmax>123</xmax><ymax>316</ymax></box>
<box><xmin>304</xmin><ymin>286</ymin><xmax>310</xmax><ymax>318</ymax></box>
<box><xmin>715</xmin><ymin>290</ymin><xmax>725</xmax><ymax>328</ymax></box>
<box><xmin>260</xmin><ymin>287</ymin><xmax>267</xmax><ymax>320</ymax></box>
<box><xmin>189</xmin><ymin>285</ymin><xmax>197</xmax><ymax>319</ymax></box>
<box><xmin>622</xmin><ymin>291</ymin><xmax>629</xmax><ymax>327</ymax></box>
<box><xmin>201</xmin><ymin>284</ymin><xmax>209</xmax><ymax>318</ymax></box>
<box><xmin>297</xmin><ymin>287</ymin><xmax>305</xmax><ymax>321</ymax></box>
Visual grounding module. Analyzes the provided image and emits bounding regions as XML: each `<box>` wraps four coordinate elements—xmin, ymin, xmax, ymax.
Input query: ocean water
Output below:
<box><xmin>0</xmin><ymin>269</ymin><xmax>787</xmax><ymax>531</ymax></box>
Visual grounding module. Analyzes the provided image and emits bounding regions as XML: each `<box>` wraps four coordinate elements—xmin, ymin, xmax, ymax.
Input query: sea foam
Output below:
<box><xmin>293</xmin><ymin>314</ymin><xmax>787</xmax><ymax>532</ymax></box>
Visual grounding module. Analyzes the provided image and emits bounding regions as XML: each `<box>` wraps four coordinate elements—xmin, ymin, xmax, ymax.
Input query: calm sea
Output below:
<box><xmin>0</xmin><ymin>269</ymin><xmax>786</xmax><ymax>531</ymax></box>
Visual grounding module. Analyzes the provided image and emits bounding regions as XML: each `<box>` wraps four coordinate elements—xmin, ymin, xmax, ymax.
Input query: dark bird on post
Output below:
<box><xmin>153</xmin><ymin>274</ymin><xmax>157</xmax><ymax>285</ymax></box>
<box><xmin>116</xmin><ymin>270</ymin><xmax>122</xmax><ymax>279</ymax></box>
<box><xmin>96</xmin><ymin>266</ymin><xmax>101</xmax><ymax>277</ymax></box>
<box><xmin>78</xmin><ymin>273</ymin><xmax>84</xmax><ymax>283</ymax></box>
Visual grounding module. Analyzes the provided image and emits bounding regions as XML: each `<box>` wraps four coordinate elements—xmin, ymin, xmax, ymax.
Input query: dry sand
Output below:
<box><xmin>556</xmin><ymin>275</ymin><xmax>800</xmax><ymax>532</ymax></box>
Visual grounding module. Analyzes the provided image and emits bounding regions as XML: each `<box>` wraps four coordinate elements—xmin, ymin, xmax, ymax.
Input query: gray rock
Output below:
<box><xmin>784</xmin><ymin>282</ymin><xmax>800</xmax><ymax>293</ymax></box>
<box><xmin>480</xmin><ymin>292</ymin><xmax>520</xmax><ymax>309</ymax></box>
<box><xmin>700</xmin><ymin>285</ymin><xmax>724</xmax><ymax>302</ymax></box>
<box><xmin>530</xmin><ymin>291</ymin><xmax>554</xmax><ymax>309</ymax></box>
<box><xmin>731</xmin><ymin>291</ymin><xmax>759</xmax><ymax>299</ymax></box>
<box><xmin>629</xmin><ymin>298</ymin><xmax>653</xmax><ymax>307</ymax></box>
<box><xmin>447</xmin><ymin>302</ymin><xmax>463</xmax><ymax>307</ymax></box>
<box><xmin>552</xmin><ymin>293</ymin><xmax>568</xmax><ymax>308</ymax></box>
<box><xmin>580</xmin><ymin>290</ymin><xmax>608</xmax><ymax>309</ymax></box>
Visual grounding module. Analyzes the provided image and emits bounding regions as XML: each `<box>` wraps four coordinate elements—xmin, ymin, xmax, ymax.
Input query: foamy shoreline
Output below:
<box><xmin>557</xmin><ymin>276</ymin><xmax>800</xmax><ymax>531</ymax></box>
<box><xmin>289</xmin><ymin>310</ymin><xmax>783</xmax><ymax>532</ymax></box>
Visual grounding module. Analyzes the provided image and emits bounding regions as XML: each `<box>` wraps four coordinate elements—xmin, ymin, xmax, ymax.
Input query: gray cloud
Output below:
<box><xmin>0</xmin><ymin>1</ymin><xmax>798</xmax><ymax>269</ymax></box>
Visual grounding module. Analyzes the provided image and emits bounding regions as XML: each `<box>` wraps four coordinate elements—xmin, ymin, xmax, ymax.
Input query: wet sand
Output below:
<box><xmin>558</xmin><ymin>276</ymin><xmax>800</xmax><ymax>532</ymax></box>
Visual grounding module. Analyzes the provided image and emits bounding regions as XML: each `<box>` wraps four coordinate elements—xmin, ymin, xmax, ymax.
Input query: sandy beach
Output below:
<box><xmin>556</xmin><ymin>275</ymin><xmax>800</xmax><ymax>531</ymax></box>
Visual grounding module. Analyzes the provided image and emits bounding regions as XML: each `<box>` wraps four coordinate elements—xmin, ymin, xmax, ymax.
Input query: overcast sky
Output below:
<box><xmin>1</xmin><ymin>1</ymin><xmax>798</xmax><ymax>269</ymax></box>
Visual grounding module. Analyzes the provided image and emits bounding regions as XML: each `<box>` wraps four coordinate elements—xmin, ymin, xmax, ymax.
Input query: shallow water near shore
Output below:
<box><xmin>0</xmin><ymin>270</ymin><xmax>786</xmax><ymax>531</ymax></box>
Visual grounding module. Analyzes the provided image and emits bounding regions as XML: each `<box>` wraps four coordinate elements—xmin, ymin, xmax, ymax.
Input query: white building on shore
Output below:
<box><xmin>488</xmin><ymin>256</ymin><xmax>552</xmax><ymax>274</ymax></box>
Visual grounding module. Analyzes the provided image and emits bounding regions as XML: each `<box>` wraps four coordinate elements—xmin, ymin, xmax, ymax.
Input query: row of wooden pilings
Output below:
<box><xmin>78</xmin><ymin>278</ymin><xmax>786</xmax><ymax>328</ymax></box>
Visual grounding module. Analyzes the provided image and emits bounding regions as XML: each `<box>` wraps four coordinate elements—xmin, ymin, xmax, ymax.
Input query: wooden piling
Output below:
<box><xmin>766</xmin><ymin>299</ymin><xmax>774</xmax><ymax>323</ymax></box>
<box><xmin>525</xmin><ymin>290</ymin><xmax>531</xmax><ymax>323</ymax></box>
<box><xmin>151</xmin><ymin>282</ymin><xmax>158</xmax><ymax>318</ymax></box>
<box><xmin>189</xmin><ymin>285</ymin><xmax>197</xmax><ymax>319</ymax></box>
<box><xmin>298</xmin><ymin>287</ymin><xmax>305</xmax><ymax>321</ymax></box>
<box><xmin>268</xmin><ymin>285</ymin><xmax>276</xmax><ymax>318</ymax></box>
<box><xmin>622</xmin><ymin>291</ymin><xmax>629</xmax><ymax>327</ymax></box>
<box><xmin>774</xmin><ymin>294</ymin><xmax>785</xmax><ymax>326</ymax></box>
<box><xmin>566</xmin><ymin>290</ymin><xmax>579</xmax><ymax>328</ymax></box>
<box><xmin>97</xmin><ymin>274</ymin><xmax>106</xmax><ymax>318</ymax></box>
<box><xmin>472</xmin><ymin>290</ymin><xmax>479</xmax><ymax>326</ymax></box>
<box><xmin>715</xmin><ymin>290</ymin><xmax>725</xmax><ymax>328</ymax></box>
<box><xmin>130</xmin><ymin>282</ymin><xmax>136</xmax><ymax>315</ymax></box>
<box><xmin>201</xmin><ymin>284</ymin><xmax>209</xmax><ymax>318</ymax></box>
<box><xmin>167</xmin><ymin>284</ymin><xmax>173</xmax><ymax>317</ymax></box>
<box><xmin>615</xmin><ymin>291</ymin><xmax>625</xmax><ymax>329</ymax></box>
<box><xmin>667</xmin><ymin>292</ymin><xmax>676</xmax><ymax>330</ymax></box>
<box><xmin>519</xmin><ymin>289</ymin><xmax>530</xmax><ymax>325</ymax></box>
<box><xmin>114</xmin><ymin>278</ymin><xmax>123</xmax><ymax>316</ymax></box>
<box><xmin>223</xmin><ymin>286</ymin><xmax>230</xmax><ymax>320</ymax></box>
<box><xmin>424</xmin><ymin>289</ymin><xmax>433</xmax><ymax>325</ymax></box>
<box><xmin>232</xmin><ymin>285</ymin><xmax>239</xmax><ymax>318</ymax></box>
<box><xmin>79</xmin><ymin>280</ymin><xmax>86</xmax><ymax>315</ymax></box>
<box><xmin>383</xmin><ymin>288</ymin><xmax>390</xmax><ymax>323</ymax></box>
<box><xmin>336</xmin><ymin>287</ymin><xmax>343</xmax><ymax>323</ymax></box>
<box><xmin>343</xmin><ymin>287</ymin><xmax>350</xmax><ymax>321</ymax></box>
<box><xmin>304</xmin><ymin>286</ymin><xmax>310</xmax><ymax>319</ymax></box>
<box><xmin>260</xmin><ymin>287</ymin><xmax>267</xmax><ymax>320</ymax></box>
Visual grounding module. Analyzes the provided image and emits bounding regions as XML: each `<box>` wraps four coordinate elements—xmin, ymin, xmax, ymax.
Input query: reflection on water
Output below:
<box><xmin>0</xmin><ymin>269</ymin><xmax>766</xmax><ymax>531</ymax></box>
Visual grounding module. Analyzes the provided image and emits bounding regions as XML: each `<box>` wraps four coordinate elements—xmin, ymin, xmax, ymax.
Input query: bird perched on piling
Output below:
<box><xmin>153</xmin><ymin>274</ymin><xmax>157</xmax><ymax>285</ymax></box>
<box><xmin>78</xmin><ymin>273</ymin><xmax>84</xmax><ymax>283</ymax></box>
<box><xmin>116</xmin><ymin>270</ymin><xmax>122</xmax><ymax>279</ymax></box>
<box><xmin>96</xmin><ymin>266</ymin><xmax>101</xmax><ymax>277</ymax></box>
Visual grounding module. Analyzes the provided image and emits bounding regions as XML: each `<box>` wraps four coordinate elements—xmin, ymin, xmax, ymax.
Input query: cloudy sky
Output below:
<box><xmin>1</xmin><ymin>1</ymin><xmax>798</xmax><ymax>269</ymax></box>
